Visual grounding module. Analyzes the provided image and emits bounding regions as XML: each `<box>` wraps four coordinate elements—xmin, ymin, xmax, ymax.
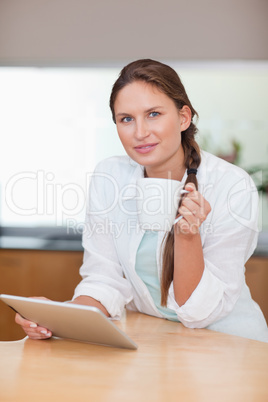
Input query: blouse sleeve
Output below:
<box><xmin>72</xmin><ymin>161</ymin><xmax>134</xmax><ymax>319</ymax></box>
<box><xmin>167</xmin><ymin>169</ymin><xmax>259</xmax><ymax>328</ymax></box>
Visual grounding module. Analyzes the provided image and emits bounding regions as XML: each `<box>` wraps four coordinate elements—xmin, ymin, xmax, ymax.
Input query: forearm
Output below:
<box><xmin>173</xmin><ymin>232</ymin><xmax>204</xmax><ymax>306</ymax></box>
<box><xmin>70</xmin><ymin>295</ymin><xmax>110</xmax><ymax>317</ymax></box>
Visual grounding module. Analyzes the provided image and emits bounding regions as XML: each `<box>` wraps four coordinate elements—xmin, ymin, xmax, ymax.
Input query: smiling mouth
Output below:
<box><xmin>134</xmin><ymin>143</ymin><xmax>158</xmax><ymax>153</ymax></box>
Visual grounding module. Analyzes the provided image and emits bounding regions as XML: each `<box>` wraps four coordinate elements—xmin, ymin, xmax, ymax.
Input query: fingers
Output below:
<box><xmin>15</xmin><ymin>312</ymin><xmax>52</xmax><ymax>340</ymax></box>
<box><xmin>175</xmin><ymin>183</ymin><xmax>211</xmax><ymax>235</ymax></box>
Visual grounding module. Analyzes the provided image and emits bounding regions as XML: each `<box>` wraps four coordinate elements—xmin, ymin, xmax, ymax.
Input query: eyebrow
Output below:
<box><xmin>115</xmin><ymin>106</ymin><xmax>164</xmax><ymax>118</ymax></box>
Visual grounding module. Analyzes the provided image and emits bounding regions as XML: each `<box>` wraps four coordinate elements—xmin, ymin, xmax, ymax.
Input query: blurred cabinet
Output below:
<box><xmin>0</xmin><ymin>249</ymin><xmax>83</xmax><ymax>341</ymax></box>
<box><xmin>245</xmin><ymin>257</ymin><xmax>268</xmax><ymax>324</ymax></box>
<box><xmin>0</xmin><ymin>250</ymin><xmax>267</xmax><ymax>341</ymax></box>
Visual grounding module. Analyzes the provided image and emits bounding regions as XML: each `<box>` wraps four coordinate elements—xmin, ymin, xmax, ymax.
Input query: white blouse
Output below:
<box><xmin>73</xmin><ymin>151</ymin><xmax>268</xmax><ymax>342</ymax></box>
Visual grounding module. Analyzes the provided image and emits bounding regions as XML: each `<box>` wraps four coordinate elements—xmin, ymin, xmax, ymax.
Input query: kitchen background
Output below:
<box><xmin>1</xmin><ymin>0</ymin><xmax>268</xmax><ymax>341</ymax></box>
<box><xmin>0</xmin><ymin>62</ymin><xmax>267</xmax><ymax>231</ymax></box>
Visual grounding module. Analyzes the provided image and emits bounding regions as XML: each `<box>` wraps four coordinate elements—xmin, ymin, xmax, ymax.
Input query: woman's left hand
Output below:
<box><xmin>175</xmin><ymin>183</ymin><xmax>211</xmax><ymax>235</ymax></box>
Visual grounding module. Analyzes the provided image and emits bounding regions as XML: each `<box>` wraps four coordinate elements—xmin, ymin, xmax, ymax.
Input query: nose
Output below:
<box><xmin>134</xmin><ymin>118</ymin><xmax>150</xmax><ymax>141</ymax></box>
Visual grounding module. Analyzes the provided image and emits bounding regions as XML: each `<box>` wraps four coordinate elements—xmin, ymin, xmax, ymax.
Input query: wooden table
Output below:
<box><xmin>1</xmin><ymin>311</ymin><xmax>268</xmax><ymax>402</ymax></box>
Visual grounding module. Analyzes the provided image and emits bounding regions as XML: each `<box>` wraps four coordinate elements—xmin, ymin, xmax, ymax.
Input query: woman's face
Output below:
<box><xmin>113</xmin><ymin>81</ymin><xmax>191</xmax><ymax>179</ymax></box>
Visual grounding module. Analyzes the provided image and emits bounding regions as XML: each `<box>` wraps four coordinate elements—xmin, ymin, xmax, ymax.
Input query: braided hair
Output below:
<box><xmin>109</xmin><ymin>59</ymin><xmax>201</xmax><ymax>306</ymax></box>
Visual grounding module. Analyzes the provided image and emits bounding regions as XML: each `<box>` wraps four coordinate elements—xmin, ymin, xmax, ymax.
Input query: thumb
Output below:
<box><xmin>185</xmin><ymin>182</ymin><xmax>196</xmax><ymax>192</ymax></box>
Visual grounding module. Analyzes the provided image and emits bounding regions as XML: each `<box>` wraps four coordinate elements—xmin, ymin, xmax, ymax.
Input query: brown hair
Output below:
<box><xmin>109</xmin><ymin>59</ymin><xmax>201</xmax><ymax>306</ymax></box>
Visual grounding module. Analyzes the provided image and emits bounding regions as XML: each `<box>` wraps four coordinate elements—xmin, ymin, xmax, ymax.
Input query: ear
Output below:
<box><xmin>179</xmin><ymin>105</ymin><xmax>192</xmax><ymax>132</ymax></box>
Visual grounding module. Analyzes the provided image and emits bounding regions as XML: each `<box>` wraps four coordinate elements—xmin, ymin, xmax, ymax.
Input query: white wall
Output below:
<box><xmin>0</xmin><ymin>0</ymin><xmax>267</xmax><ymax>65</ymax></box>
<box><xmin>0</xmin><ymin>1</ymin><xmax>267</xmax><ymax>229</ymax></box>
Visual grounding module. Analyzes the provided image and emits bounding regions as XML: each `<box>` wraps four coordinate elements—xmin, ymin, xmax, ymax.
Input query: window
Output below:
<box><xmin>1</xmin><ymin>62</ymin><xmax>268</xmax><ymax>234</ymax></box>
<box><xmin>1</xmin><ymin>67</ymin><xmax>125</xmax><ymax>231</ymax></box>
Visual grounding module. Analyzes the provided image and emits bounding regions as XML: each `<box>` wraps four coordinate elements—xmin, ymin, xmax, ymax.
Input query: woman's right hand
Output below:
<box><xmin>14</xmin><ymin>297</ymin><xmax>52</xmax><ymax>340</ymax></box>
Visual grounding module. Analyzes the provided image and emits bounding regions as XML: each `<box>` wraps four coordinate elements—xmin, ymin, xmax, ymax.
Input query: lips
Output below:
<box><xmin>134</xmin><ymin>143</ymin><xmax>158</xmax><ymax>154</ymax></box>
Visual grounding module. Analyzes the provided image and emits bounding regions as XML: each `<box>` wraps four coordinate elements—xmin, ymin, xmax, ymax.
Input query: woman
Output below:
<box><xmin>16</xmin><ymin>59</ymin><xmax>268</xmax><ymax>342</ymax></box>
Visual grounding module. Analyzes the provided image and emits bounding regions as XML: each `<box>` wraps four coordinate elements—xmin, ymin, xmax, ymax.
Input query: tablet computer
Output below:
<box><xmin>0</xmin><ymin>294</ymin><xmax>137</xmax><ymax>350</ymax></box>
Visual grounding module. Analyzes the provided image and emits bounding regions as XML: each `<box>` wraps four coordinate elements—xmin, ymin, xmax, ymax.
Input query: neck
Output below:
<box><xmin>144</xmin><ymin>164</ymin><xmax>185</xmax><ymax>181</ymax></box>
